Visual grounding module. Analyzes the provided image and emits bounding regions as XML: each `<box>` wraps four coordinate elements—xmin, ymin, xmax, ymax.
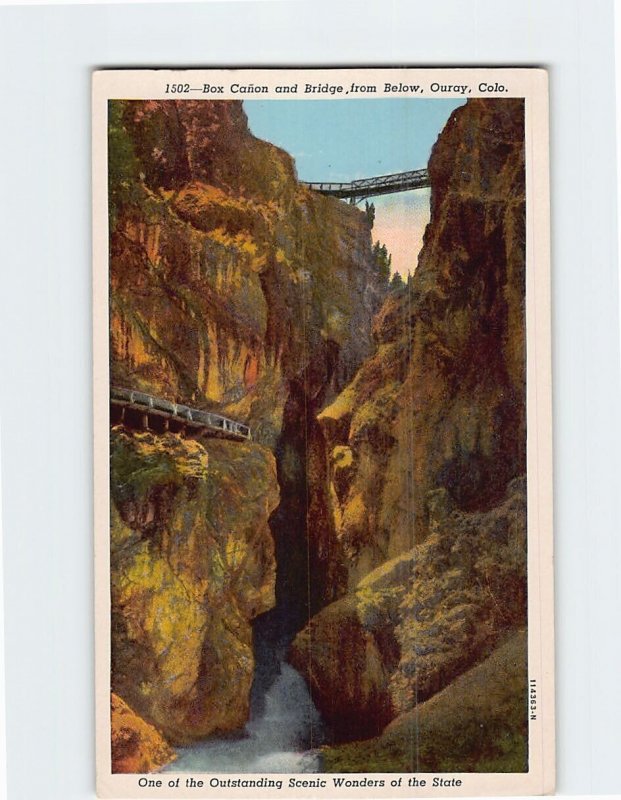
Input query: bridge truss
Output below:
<box><xmin>302</xmin><ymin>167</ymin><xmax>430</xmax><ymax>203</ymax></box>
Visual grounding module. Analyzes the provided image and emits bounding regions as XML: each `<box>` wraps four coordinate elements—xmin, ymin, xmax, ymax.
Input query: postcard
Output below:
<box><xmin>93</xmin><ymin>67</ymin><xmax>553</xmax><ymax>798</ymax></box>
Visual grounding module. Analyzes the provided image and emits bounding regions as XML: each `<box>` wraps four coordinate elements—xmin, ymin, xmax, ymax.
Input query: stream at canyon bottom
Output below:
<box><xmin>163</xmin><ymin>662</ymin><xmax>324</xmax><ymax>773</ymax></box>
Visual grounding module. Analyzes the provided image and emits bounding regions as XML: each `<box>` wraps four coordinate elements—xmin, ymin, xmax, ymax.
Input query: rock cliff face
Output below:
<box><xmin>108</xmin><ymin>100</ymin><xmax>384</xmax><ymax>750</ymax></box>
<box><xmin>110</xmin><ymin>431</ymin><xmax>278</xmax><ymax>744</ymax></box>
<box><xmin>291</xmin><ymin>99</ymin><xmax>528</xmax><ymax>766</ymax></box>
<box><xmin>111</xmin><ymin>693</ymin><xmax>175</xmax><ymax>773</ymax></box>
<box><xmin>318</xmin><ymin>98</ymin><xmax>525</xmax><ymax>578</ymax></box>
<box><xmin>291</xmin><ymin>478</ymin><xmax>526</xmax><ymax>741</ymax></box>
<box><xmin>109</xmin><ymin>100</ymin><xmax>380</xmax><ymax>442</ymax></box>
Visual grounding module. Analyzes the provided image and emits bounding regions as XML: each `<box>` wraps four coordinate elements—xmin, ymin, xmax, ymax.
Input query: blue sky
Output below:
<box><xmin>243</xmin><ymin>98</ymin><xmax>465</xmax><ymax>182</ymax></box>
<box><xmin>244</xmin><ymin>97</ymin><xmax>465</xmax><ymax>276</ymax></box>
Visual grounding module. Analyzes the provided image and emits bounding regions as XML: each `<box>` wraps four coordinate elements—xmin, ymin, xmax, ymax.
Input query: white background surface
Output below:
<box><xmin>0</xmin><ymin>1</ymin><xmax>620</xmax><ymax>798</ymax></box>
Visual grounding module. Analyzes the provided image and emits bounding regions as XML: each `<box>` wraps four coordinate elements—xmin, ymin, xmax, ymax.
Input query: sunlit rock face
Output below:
<box><xmin>108</xmin><ymin>99</ymin><xmax>386</xmax><ymax>746</ymax></box>
<box><xmin>110</xmin><ymin>431</ymin><xmax>279</xmax><ymax>744</ymax></box>
<box><xmin>109</xmin><ymin>100</ymin><xmax>382</xmax><ymax>432</ymax></box>
<box><xmin>291</xmin><ymin>99</ymin><xmax>528</xmax><ymax>766</ymax></box>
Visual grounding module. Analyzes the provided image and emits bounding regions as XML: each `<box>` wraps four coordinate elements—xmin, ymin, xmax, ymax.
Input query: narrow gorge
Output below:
<box><xmin>108</xmin><ymin>97</ymin><xmax>527</xmax><ymax>775</ymax></box>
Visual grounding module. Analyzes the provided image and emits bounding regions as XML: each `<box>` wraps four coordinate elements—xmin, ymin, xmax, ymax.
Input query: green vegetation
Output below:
<box><xmin>108</xmin><ymin>101</ymin><xmax>142</xmax><ymax>226</ymax></box>
<box><xmin>372</xmin><ymin>240</ymin><xmax>391</xmax><ymax>286</ymax></box>
<box><xmin>389</xmin><ymin>271</ymin><xmax>405</xmax><ymax>291</ymax></box>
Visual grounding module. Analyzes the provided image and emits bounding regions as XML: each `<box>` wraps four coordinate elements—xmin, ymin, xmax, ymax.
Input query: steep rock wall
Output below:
<box><xmin>290</xmin><ymin>479</ymin><xmax>526</xmax><ymax>741</ymax></box>
<box><xmin>291</xmin><ymin>99</ymin><xmax>527</xmax><ymax>754</ymax></box>
<box><xmin>319</xmin><ymin>98</ymin><xmax>525</xmax><ymax>576</ymax></box>
<box><xmin>108</xmin><ymin>100</ymin><xmax>384</xmax><ymax>745</ymax></box>
<box><xmin>110</xmin><ymin>432</ymin><xmax>278</xmax><ymax>744</ymax></box>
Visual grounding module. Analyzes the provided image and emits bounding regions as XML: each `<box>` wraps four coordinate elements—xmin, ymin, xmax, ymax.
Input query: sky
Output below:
<box><xmin>244</xmin><ymin>98</ymin><xmax>465</xmax><ymax>275</ymax></box>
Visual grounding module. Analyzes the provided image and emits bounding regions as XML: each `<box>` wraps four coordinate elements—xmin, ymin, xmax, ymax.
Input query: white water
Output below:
<box><xmin>163</xmin><ymin>664</ymin><xmax>323</xmax><ymax>773</ymax></box>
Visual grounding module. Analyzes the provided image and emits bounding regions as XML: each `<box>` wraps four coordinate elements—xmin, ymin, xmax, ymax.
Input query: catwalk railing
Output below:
<box><xmin>110</xmin><ymin>387</ymin><xmax>251</xmax><ymax>441</ymax></box>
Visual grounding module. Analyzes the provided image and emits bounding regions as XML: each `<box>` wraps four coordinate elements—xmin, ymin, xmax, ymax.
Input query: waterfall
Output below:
<box><xmin>163</xmin><ymin>662</ymin><xmax>324</xmax><ymax>773</ymax></box>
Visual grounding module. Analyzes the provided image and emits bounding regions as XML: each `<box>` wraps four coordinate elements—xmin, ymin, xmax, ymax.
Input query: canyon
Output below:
<box><xmin>108</xmin><ymin>96</ymin><xmax>527</xmax><ymax>774</ymax></box>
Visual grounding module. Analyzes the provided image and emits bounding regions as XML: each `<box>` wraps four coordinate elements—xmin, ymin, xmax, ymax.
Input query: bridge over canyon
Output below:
<box><xmin>302</xmin><ymin>166</ymin><xmax>430</xmax><ymax>203</ymax></box>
